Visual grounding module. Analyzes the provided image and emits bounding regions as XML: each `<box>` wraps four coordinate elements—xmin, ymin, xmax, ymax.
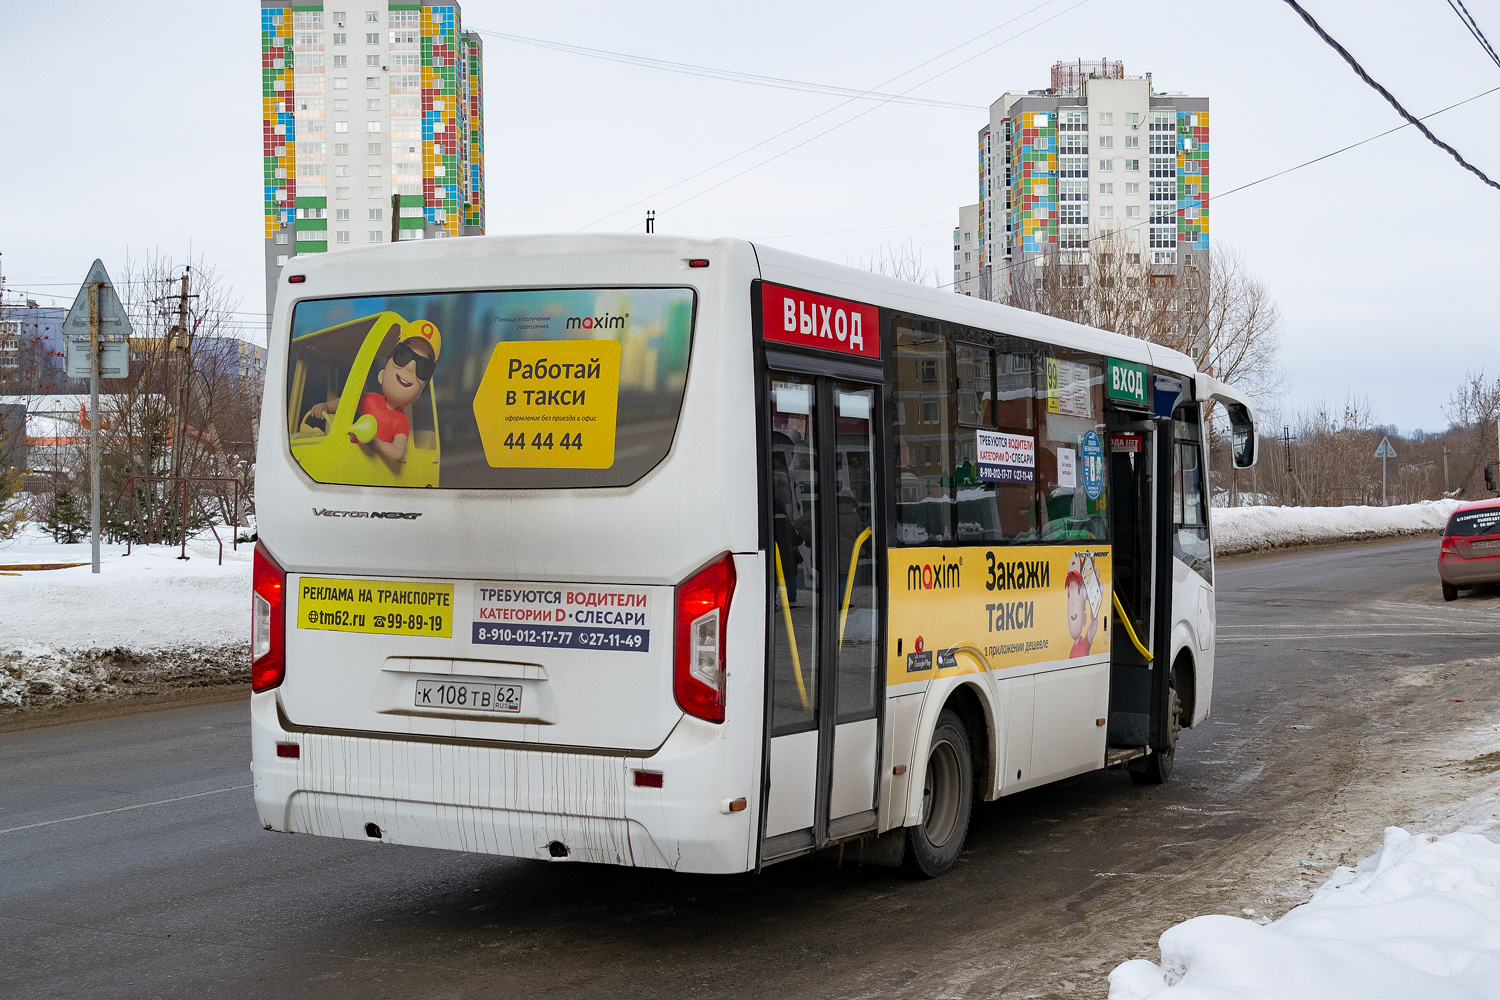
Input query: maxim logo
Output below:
<box><xmin>907</xmin><ymin>557</ymin><xmax>961</xmax><ymax>591</ymax></box>
<box><xmin>565</xmin><ymin>312</ymin><xmax>627</xmax><ymax>330</ymax></box>
<box><xmin>312</xmin><ymin>508</ymin><xmax>422</xmax><ymax>520</ymax></box>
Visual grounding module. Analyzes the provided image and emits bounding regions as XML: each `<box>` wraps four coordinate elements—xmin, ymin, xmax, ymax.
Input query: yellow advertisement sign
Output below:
<box><xmin>886</xmin><ymin>545</ymin><xmax>1111</xmax><ymax>686</ymax></box>
<box><xmin>297</xmin><ymin>577</ymin><xmax>454</xmax><ymax>637</ymax></box>
<box><xmin>472</xmin><ymin>340</ymin><xmax>622</xmax><ymax>468</ymax></box>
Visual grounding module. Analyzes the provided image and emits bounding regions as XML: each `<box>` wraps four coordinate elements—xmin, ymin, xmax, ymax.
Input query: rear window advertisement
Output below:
<box><xmin>1448</xmin><ymin>508</ymin><xmax>1500</xmax><ymax>538</ymax></box>
<box><xmin>285</xmin><ymin>287</ymin><xmax>695</xmax><ymax>489</ymax></box>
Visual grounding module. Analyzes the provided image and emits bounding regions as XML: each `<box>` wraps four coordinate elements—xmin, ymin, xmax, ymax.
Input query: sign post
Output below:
<box><xmin>60</xmin><ymin>260</ymin><xmax>134</xmax><ymax>574</ymax></box>
<box><xmin>1374</xmin><ymin>436</ymin><xmax>1397</xmax><ymax>506</ymax></box>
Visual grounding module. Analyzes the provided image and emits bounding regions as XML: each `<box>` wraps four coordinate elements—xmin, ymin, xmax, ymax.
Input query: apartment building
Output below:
<box><xmin>952</xmin><ymin>203</ymin><xmax>981</xmax><ymax>296</ymax></box>
<box><xmin>960</xmin><ymin>60</ymin><xmax>1208</xmax><ymax>302</ymax></box>
<box><xmin>260</xmin><ymin>2</ymin><xmax>485</xmax><ymax>315</ymax></box>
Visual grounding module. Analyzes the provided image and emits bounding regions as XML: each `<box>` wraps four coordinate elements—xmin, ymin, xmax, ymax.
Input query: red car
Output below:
<box><xmin>1440</xmin><ymin>498</ymin><xmax>1500</xmax><ymax>601</ymax></box>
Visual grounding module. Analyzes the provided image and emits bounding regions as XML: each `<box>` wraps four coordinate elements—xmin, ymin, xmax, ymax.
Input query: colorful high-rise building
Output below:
<box><xmin>260</xmin><ymin>3</ymin><xmax>485</xmax><ymax>316</ymax></box>
<box><xmin>958</xmin><ymin>61</ymin><xmax>1207</xmax><ymax>303</ymax></box>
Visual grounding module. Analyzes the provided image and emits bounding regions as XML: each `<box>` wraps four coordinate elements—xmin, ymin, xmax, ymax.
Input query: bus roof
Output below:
<box><xmin>750</xmin><ymin>241</ymin><xmax>1197</xmax><ymax>379</ymax></box>
<box><xmin>279</xmin><ymin>234</ymin><xmax>1198</xmax><ymax>380</ymax></box>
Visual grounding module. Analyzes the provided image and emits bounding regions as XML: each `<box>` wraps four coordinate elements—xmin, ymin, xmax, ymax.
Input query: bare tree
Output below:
<box><xmin>1443</xmin><ymin>369</ymin><xmax>1500</xmax><ymax>496</ymax></box>
<box><xmin>1004</xmin><ymin>236</ymin><xmax>1284</xmax><ymax>400</ymax></box>
<box><xmin>855</xmin><ymin>241</ymin><xmax>937</xmax><ymax>286</ymax></box>
<box><xmin>41</xmin><ymin>251</ymin><xmax>261</xmax><ymax>539</ymax></box>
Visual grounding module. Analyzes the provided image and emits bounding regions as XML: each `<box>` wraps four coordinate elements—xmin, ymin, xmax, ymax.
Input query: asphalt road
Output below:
<box><xmin>4</xmin><ymin>538</ymin><xmax>1499</xmax><ymax>1000</ymax></box>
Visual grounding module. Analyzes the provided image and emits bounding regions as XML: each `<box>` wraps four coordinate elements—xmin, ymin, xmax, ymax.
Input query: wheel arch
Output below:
<box><xmin>900</xmin><ymin>673</ymin><xmax>999</xmax><ymax>825</ymax></box>
<box><xmin>1170</xmin><ymin>644</ymin><xmax>1196</xmax><ymax>730</ymax></box>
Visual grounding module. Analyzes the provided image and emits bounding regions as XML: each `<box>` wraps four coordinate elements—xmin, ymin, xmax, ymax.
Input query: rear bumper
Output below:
<box><xmin>250</xmin><ymin>691</ymin><xmax>754</xmax><ymax>873</ymax></box>
<box><xmin>1439</xmin><ymin>554</ymin><xmax>1500</xmax><ymax>586</ymax></box>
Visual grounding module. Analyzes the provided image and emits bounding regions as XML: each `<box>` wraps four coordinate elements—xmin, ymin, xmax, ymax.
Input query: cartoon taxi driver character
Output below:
<box><xmin>1065</xmin><ymin>553</ymin><xmax>1101</xmax><ymax>658</ymax></box>
<box><xmin>311</xmin><ymin>320</ymin><xmax>440</xmax><ymax>463</ymax></box>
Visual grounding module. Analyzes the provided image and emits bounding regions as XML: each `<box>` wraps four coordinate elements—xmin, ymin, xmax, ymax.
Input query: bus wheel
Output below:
<box><xmin>904</xmin><ymin>710</ymin><xmax>974</xmax><ymax>878</ymax></box>
<box><xmin>1131</xmin><ymin>683</ymin><xmax>1181</xmax><ymax>786</ymax></box>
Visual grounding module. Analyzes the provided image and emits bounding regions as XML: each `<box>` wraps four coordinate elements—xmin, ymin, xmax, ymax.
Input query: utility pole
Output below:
<box><xmin>165</xmin><ymin>269</ymin><xmax>197</xmax><ymax>481</ymax></box>
<box><xmin>391</xmin><ymin>193</ymin><xmax>400</xmax><ymax>244</ymax></box>
<box><xmin>89</xmin><ymin>281</ymin><xmax>101</xmax><ymax>574</ymax></box>
<box><xmin>645</xmin><ymin>210</ymin><xmax>655</xmax><ymax>234</ymax></box>
<box><xmin>1443</xmin><ymin>444</ymin><xmax>1450</xmax><ymax>493</ymax></box>
<box><xmin>171</xmin><ymin>270</ymin><xmax>189</xmax><ymax>480</ymax></box>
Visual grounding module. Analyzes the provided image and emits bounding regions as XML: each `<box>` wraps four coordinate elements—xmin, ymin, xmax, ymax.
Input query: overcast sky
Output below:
<box><xmin>3</xmin><ymin>0</ymin><xmax>1498</xmax><ymax>431</ymax></box>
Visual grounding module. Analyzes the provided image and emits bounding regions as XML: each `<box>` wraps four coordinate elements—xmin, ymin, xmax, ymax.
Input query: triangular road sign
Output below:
<box><xmin>59</xmin><ymin>259</ymin><xmax>134</xmax><ymax>340</ymax></box>
<box><xmin>1374</xmin><ymin>436</ymin><xmax>1397</xmax><ymax>459</ymax></box>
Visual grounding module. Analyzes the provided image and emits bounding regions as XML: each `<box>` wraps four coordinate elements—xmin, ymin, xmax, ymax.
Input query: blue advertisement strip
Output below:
<box><xmin>472</xmin><ymin>623</ymin><xmax>651</xmax><ymax>652</ymax></box>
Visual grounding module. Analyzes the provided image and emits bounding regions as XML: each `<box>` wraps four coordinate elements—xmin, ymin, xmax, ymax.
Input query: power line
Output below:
<box><xmin>578</xmin><ymin>0</ymin><xmax>1077</xmax><ymax>231</ymax></box>
<box><xmin>1214</xmin><ymin>84</ymin><xmax>1500</xmax><ymax>199</ymax></box>
<box><xmin>475</xmin><ymin>30</ymin><xmax>985</xmax><ymax>111</ymax></box>
<box><xmin>1447</xmin><ymin>0</ymin><xmax>1500</xmax><ymax>69</ymax></box>
<box><xmin>932</xmin><ymin>83</ymin><xmax>1500</xmax><ymax>290</ymax></box>
<box><xmin>1282</xmin><ymin>0</ymin><xmax>1500</xmax><ymax>192</ymax></box>
<box><xmin>647</xmin><ymin>0</ymin><xmax>1092</xmax><ymax>225</ymax></box>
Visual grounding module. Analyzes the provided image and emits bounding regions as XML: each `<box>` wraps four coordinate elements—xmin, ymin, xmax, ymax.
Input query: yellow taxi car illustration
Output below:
<box><xmin>286</xmin><ymin>312</ymin><xmax>441</xmax><ymax>488</ymax></box>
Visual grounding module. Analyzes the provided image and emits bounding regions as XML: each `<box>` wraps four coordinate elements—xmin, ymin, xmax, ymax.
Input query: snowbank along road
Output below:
<box><xmin>1</xmin><ymin>536</ymin><xmax>1497</xmax><ymax>999</ymax></box>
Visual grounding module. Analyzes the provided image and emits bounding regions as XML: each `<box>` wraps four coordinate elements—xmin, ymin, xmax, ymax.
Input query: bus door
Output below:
<box><xmin>759</xmin><ymin>371</ymin><xmax>884</xmax><ymax>861</ymax></box>
<box><xmin>1105</xmin><ymin>407</ymin><xmax>1157</xmax><ymax>750</ymax></box>
<box><xmin>1104</xmin><ymin>370</ymin><xmax>1179</xmax><ymax>765</ymax></box>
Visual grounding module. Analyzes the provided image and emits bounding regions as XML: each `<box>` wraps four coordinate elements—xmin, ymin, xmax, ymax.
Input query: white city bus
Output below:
<box><xmin>251</xmin><ymin>235</ymin><xmax>1257</xmax><ymax>877</ymax></box>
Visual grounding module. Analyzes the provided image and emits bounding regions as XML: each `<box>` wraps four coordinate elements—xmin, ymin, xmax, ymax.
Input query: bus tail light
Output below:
<box><xmin>674</xmin><ymin>553</ymin><xmax>736</xmax><ymax>724</ymax></box>
<box><xmin>251</xmin><ymin>542</ymin><xmax>287</xmax><ymax>692</ymax></box>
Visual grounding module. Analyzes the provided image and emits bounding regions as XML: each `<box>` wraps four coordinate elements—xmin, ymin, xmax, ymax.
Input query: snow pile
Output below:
<box><xmin>1108</xmin><ymin>826</ymin><xmax>1500</xmax><ymax>1000</ymax></box>
<box><xmin>0</xmin><ymin>524</ymin><xmax>250</xmax><ymax>712</ymax></box>
<box><xmin>1213</xmin><ymin>499</ymin><xmax>1462</xmax><ymax>556</ymax></box>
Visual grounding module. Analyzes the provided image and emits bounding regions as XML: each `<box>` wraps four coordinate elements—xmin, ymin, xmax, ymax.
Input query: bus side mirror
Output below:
<box><xmin>1487</xmin><ymin>463</ymin><xmax>1497</xmax><ymax>494</ymax></box>
<box><xmin>1226</xmin><ymin>402</ymin><xmax>1256</xmax><ymax>470</ymax></box>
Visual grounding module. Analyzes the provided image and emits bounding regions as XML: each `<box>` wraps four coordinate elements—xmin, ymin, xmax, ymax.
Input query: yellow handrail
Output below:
<box><xmin>1112</xmin><ymin>591</ymin><xmax>1153</xmax><ymax>662</ymax></box>
<box><xmin>837</xmin><ymin>527</ymin><xmax>873</xmax><ymax>648</ymax></box>
<box><xmin>773</xmin><ymin>545</ymin><xmax>811</xmax><ymax>711</ymax></box>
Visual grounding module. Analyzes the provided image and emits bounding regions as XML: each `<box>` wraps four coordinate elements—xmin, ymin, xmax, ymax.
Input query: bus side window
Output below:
<box><xmin>892</xmin><ymin>317</ymin><xmax>955</xmax><ymax>545</ymax></box>
<box><xmin>1035</xmin><ymin>350</ymin><xmax>1108</xmax><ymax>541</ymax></box>
<box><xmin>1173</xmin><ymin>407</ymin><xmax>1212</xmax><ymax>581</ymax></box>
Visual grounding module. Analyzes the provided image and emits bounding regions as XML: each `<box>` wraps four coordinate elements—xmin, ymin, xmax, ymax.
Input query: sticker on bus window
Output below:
<box><xmin>472</xmin><ymin>340</ymin><xmax>621</xmax><ymax>468</ymax></box>
<box><xmin>297</xmin><ymin>577</ymin><xmax>454</xmax><ymax>637</ymax></box>
<box><xmin>976</xmin><ymin>430</ymin><xmax>1034</xmax><ymax>484</ymax></box>
<box><xmin>470</xmin><ymin>583</ymin><xmax>652</xmax><ymax>653</ymax></box>
<box><xmin>285</xmin><ymin>287</ymin><xmax>694</xmax><ymax>490</ymax></box>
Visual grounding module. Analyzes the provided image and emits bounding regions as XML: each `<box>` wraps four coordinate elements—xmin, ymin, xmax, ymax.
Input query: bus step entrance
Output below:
<box><xmin>1105</xmin><ymin>746</ymin><xmax>1149</xmax><ymax>768</ymax></box>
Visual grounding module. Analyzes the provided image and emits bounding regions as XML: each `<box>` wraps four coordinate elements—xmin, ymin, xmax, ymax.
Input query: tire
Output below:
<box><xmin>1442</xmin><ymin>582</ymin><xmax>1459</xmax><ymax>602</ymax></box>
<box><xmin>1131</xmin><ymin>681</ymin><xmax>1181</xmax><ymax>786</ymax></box>
<box><xmin>904</xmin><ymin>710</ymin><xmax>974</xmax><ymax>878</ymax></box>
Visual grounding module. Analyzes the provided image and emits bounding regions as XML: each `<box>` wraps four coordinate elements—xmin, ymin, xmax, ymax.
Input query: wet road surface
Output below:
<box><xmin>3</xmin><ymin>537</ymin><xmax>1499</xmax><ymax>998</ymax></box>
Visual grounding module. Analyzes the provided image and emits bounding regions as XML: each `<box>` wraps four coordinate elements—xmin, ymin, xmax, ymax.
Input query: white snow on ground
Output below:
<box><xmin>1108</xmin><ymin>824</ymin><xmax>1500</xmax><ymax>1000</ymax></box>
<box><xmin>1213</xmin><ymin>499</ymin><xmax>1463</xmax><ymax>557</ymax></box>
<box><xmin>0</xmin><ymin>524</ymin><xmax>250</xmax><ymax>710</ymax></box>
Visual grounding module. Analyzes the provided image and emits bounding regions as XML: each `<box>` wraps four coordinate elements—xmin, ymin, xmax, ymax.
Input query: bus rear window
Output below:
<box><xmin>285</xmin><ymin>287</ymin><xmax>695</xmax><ymax>489</ymax></box>
<box><xmin>1447</xmin><ymin>508</ymin><xmax>1500</xmax><ymax>537</ymax></box>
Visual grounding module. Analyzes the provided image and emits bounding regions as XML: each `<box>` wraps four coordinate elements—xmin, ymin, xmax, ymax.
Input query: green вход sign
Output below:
<box><xmin>1107</xmin><ymin>358</ymin><xmax>1149</xmax><ymax>405</ymax></box>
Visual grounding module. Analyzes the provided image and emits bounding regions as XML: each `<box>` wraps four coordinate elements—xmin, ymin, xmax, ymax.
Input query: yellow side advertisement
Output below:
<box><xmin>886</xmin><ymin>544</ymin><xmax>1111</xmax><ymax>686</ymax></box>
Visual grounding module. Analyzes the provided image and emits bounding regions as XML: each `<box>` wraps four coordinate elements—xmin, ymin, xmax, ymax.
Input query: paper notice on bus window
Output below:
<box><xmin>471</xmin><ymin>340</ymin><xmax>622</xmax><ymax>469</ymax></box>
<box><xmin>471</xmin><ymin>583</ymin><xmax>652</xmax><ymax>653</ymax></box>
<box><xmin>297</xmin><ymin>577</ymin><xmax>454</xmax><ymax>636</ymax></box>
<box><xmin>1057</xmin><ymin>447</ymin><xmax>1077</xmax><ymax>488</ymax></box>
<box><xmin>1046</xmin><ymin>358</ymin><xmax>1093</xmax><ymax>418</ymax></box>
